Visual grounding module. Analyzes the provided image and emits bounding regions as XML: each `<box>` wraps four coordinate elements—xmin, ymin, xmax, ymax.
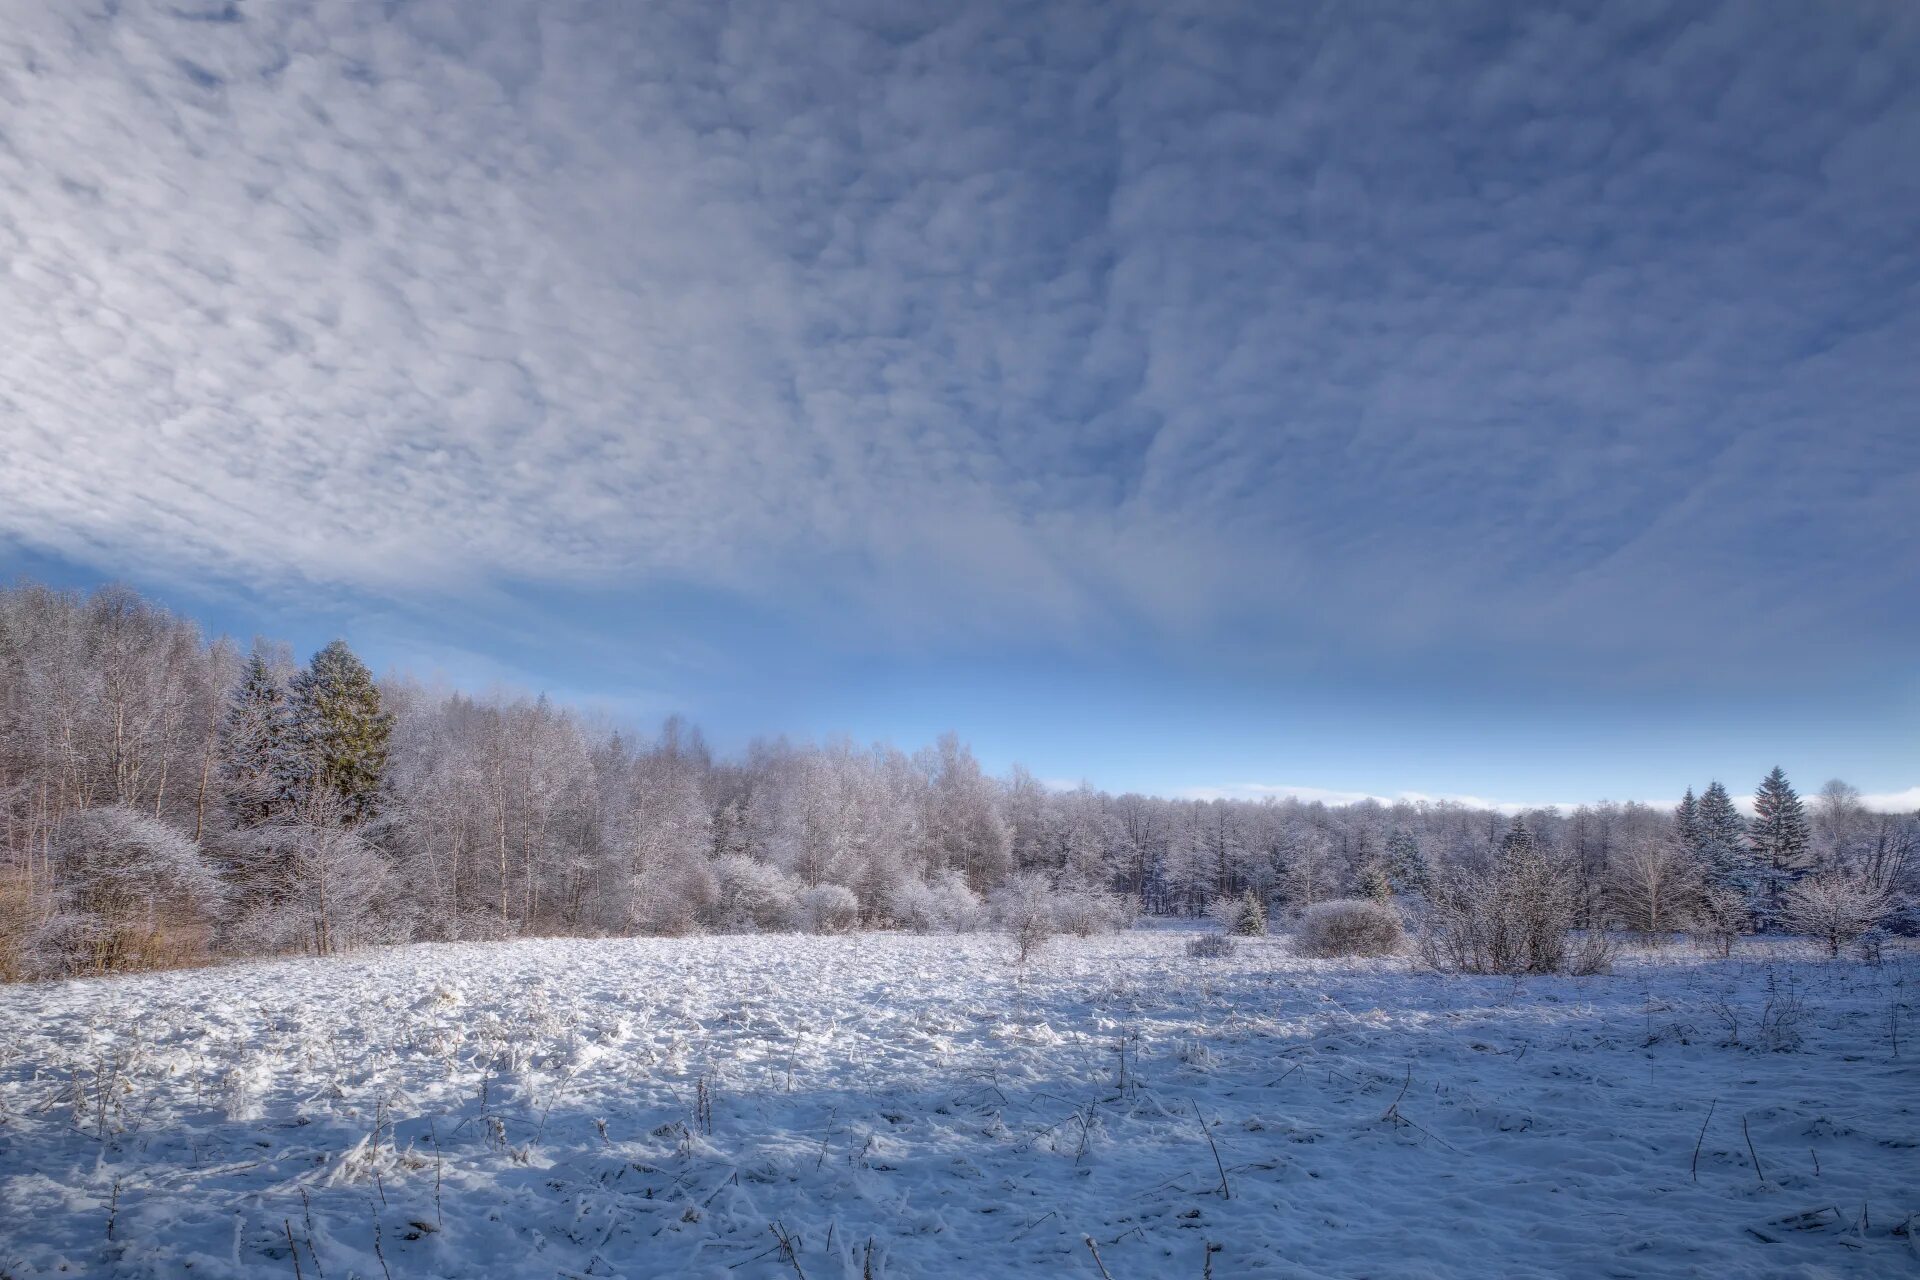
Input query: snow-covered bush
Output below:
<box><xmin>1208</xmin><ymin>888</ymin><xmax>1267</xmax><ymax>937</ymax></box>
<box><xmin>225</xmin><ymin>810</ymin><xmax>403</xmax><ymax>956</ymax></box>
<box><xmin>796</xmin><ymin>883</ymin><xmax>860</xmax><ymax>934</ymax></box>
<box><xmin>989</xmin><ymin>872</ymin><xmax>1130</xmax><ymax>938</ymax></box>
<box><xmin>1052</xmin><ymin>883</ymin><xmax>1134</xmax><ymax>936</ymax></box>
<box><xmin>629</xmin><ymin>860</ymin><xmax>717</xmax><ymax>936</ymax></box>
<box><xmin>1186</xmin><ymin>932</ymin><xmax>1236</xmax><ymax>959</ymax></box>
<box><xmin>1783</xmin><ymin>872</ymin><xmax>1894</xmax><ymax>957</ymax></box>
<box><xmin>709</xmin><ymin>855</ymin><xmax>800</xmax><ymax>932</ymax></box>
<box><xmin>1416</xmin><ymin>826</ymin><xmax>1615</xmax><ymax>975</ymax></box>
<box><xmin>989</xmin><ymin>871</ymin><xmax>1058</xmax><ymax>963</ymax></box>
<box><xmin>1295</xmin><ymin>898</ymin><xmax>1403</xmax><ymax>958</ymax></box>
<box><xmin>42</xmin><ymin>806</ymin><xmax>224</xmax><ymax>974</ymax></box>
<box><xmin>888</xmin><ymin>872</ymin><xmax>985</xmax><ymax>932</ymax></box>
<box><xmin>1693</xmin><ymin>884</ymin><xmax>1748</xmax><ymax>958</ymax></box>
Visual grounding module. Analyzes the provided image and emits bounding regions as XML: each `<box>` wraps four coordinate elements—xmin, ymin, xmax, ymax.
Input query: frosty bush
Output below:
<box><xmin>1051</xmin><ymin>883</ymin><xmax>1134</xmax><ymax>936</ymax></box>
<box><xmin>1416</xmin><ymin>821</ymin><xmax>1615</xmax><ymax>975</ymax></box>
<box><xmin>796</xmin><ymin>883</ymin><xmax>861</xmax><ymax>934</ymax></box>
<box><xmin>990</xmin><ymin>871</ymin><xmax>1059</xmax><ymax>963</ymax></box>
<box><xmin>43</xmin><ymin>806</ymin><xmax>224</xmax><ymax>974</ymax></box>
<box><xmin>225</xmin><ymin>801</ymin><xmax>404</xmax><ymax>957</ymax></box>
<box><xmin>1783</xmin><ymin>871</ymin><xmax>1894</xmax><ymax>957</ymax></box>
<box><xmin>1186</xmin><ymin>932</ymin><xmax>1237</xmax><ymax>959</ymax></box>
<box><xmin>710</xmin><ymin>855</ymin><xmax>799</xmax><ymax>932</ymax></box>
<box><xmin>1294</xmin><ymin>898</ymin><xmax>1403</xmax><ymax>958</ymax></box>
<box><xmin>888</xmin><ymin>872</ymin><xmax>985</xmax><ymax>932</ymax></box>
<box><xmin>1207</xmin><ymin>888</ymin><xmax>1268</xmax><ymax>936</ymax></box>
<box><xmin>629</xmin><ymin>860</ymin><xmax>717</xmax><ymax>936</ymax></box>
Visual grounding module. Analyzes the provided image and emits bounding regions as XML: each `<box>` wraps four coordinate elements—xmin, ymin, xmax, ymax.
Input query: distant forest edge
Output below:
<box><xmin>1</xmin><ymin>577</ymin><xmax>1914</xmax><ymax>979</ymax></box>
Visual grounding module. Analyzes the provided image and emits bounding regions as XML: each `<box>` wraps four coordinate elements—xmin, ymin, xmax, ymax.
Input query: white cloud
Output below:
<box><xmin>0</xmin><ymin>0</ymin><xmax>1914</xmax><ymax>681</ymax></box>
<box><xmin>1174</xmin><ymin>783</ymin><xmax>1570</xmax><ymax>814</ymax></box>
<box><xmin>1860</xmin><ymin>786</ymin><xmax>1920</xmax><ymax>814</ymax></box>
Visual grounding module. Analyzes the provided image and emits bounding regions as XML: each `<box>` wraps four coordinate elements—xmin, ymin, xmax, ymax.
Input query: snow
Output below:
<box><xmin>1</xmin><ymin>930</ymin><xmax>1915</xmax><ymax>1278</ymax></box>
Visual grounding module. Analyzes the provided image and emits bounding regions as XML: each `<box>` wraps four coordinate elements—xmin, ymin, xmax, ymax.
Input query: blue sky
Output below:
<box><xmin>2</xmin><ymin>0</ymin><xmax>1917</xmax><ymax>809</ymax></box>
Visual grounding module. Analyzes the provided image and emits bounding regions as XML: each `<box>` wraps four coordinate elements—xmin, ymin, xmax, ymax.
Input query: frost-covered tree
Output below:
<box><xmin>231</xmin><ymin>791</ymin><xmax>399</xmax><ymax>956</ymax></box>
<box><xmin>1812</xmin><ymin>779</ymin><xmax>1872</xmax><ymax>872</ymax></box>
<box><xmin>1608</xmin><ymin>833</ymin><xmax>1696</xmax><ymax>934</ymax></box>
<box><xmin>1748</xmin><ymin>767</ymin><xmax>1811</xmax><ymax>930</ymax></box>
<box><xmin>1673</xmin><ymin>788</ymin><xmax>1700</xmax><ymax>855</ymax></box>
<box><xmin>219</xmin><ymin>649</ymin><xmax>298</xmax><ymax>827</ymax></box>
<box><xmin>288</xmin><ymin>641</ymin><xmax>393</xmax><ymax>824</ymax></box>
<box><xmin>919</xmin><ymin>734</ymin><xmax>1011</xmax><ymax>892</ymax></box>
<box><xmin>1383</xmin><ymin>828</ymin><xmax>1430</xmax><ymax>897</ymax></box>
<box><xmin>1691</xmin><ymin>781</ymin><xmax>1752</xmax><ymax>907</ymax></box>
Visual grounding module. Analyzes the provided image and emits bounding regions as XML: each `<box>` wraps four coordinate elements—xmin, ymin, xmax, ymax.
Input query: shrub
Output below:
<box><xmin>989</xmin><ymin>871</ymin><xmax>1060</xmax><ymax>964</ymax></box>
<box><xmin>1784</xmin><ymin>872</ymin><xmax>1895</xmax><ymax>957</ymax></box>
<box><xmin>1208</xmin><ymin>888</ymin><xmax>1268</xmax><ymax>936</ymax></box>
<box><xmin>709</xmin><ymin>855</ymin><xmax>798</xmax><ymax>931</ymax></box>
<box><xmin>796</xmin><ymin>883</ymin><xmax>861</xmax><ymax>934</ymax></box>
<box><xmin>1295</xmin><ymin>898</ymin><xmax>1403</xmax><ymax>958</ymax></box>
<box><xmin>888</xmin><ymin>872</ymin><xmax>984</xmax><ymax>932</ymax></box>
<box><xmin>1186</xmin><ymin>932</ymin><xmax>1237</xmax><ymax>959</ymax></box>
<box><xmin>42</xmin><ymin>806</ymin><xmax>224</xmax><ymax>975</ymax></box>
<box><xmin>1416</xmin><ymin>843</ymin><xmax>1617</xmax><ymax>975</ymax></box>
<box><xmin>1052</xmin><ymin>883</ymin><xmax>1134</xmax><ymax>936</ymax></box>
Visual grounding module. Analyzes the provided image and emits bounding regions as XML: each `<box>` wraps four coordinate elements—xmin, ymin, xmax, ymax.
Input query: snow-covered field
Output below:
<box><xmin>1</xmin><ymin>930</ymin><xmax>1915</xmax><ymax>1279</ymax></box>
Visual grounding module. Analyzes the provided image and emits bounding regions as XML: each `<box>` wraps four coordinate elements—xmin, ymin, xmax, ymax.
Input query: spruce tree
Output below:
<box><xmin>1694</xmin><ymin>781</ymin><xmax>1751</xmax><ymax>890</ymax></box>
<box><xmin>289</xmin><ymin>640</ymin><xmax>393</xmax><ymax>824</ymax></box>
<box><xmin>1748</xmin><ymin>766</ymin><xmax>1811</xmax><ymax>931</ymax></box>
<box><xmin>1357</xmin><ymin>862</ymin><xmax>1393</xmax><ymax>902</ymax></box>
<box><xmin>1384</xmin><ymin>828</ymin><xmax>1430</xmax><ymax>896</ymax></box>
<box><xmin>219</xmin><ymin>651</ymin><xmax>298</xmax><ymax>827</ymax></box>
<box><xmin>1232</xmin><ymin>886</ymin><xmax>1268</xmax><ymax>936</ymax></box>
<box><xmin>1673</xmin><ymin>788</ymin><xmax>1700</xmax><ymax>855</ymax></box>
<box><xmin>1497</xmin><ymin>815</ymin><xmax>1538</xmax><ymax>868</ymax></box>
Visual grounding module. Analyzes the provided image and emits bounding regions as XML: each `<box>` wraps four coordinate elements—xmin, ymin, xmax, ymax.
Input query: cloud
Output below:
<box><xmin>1175</xmin><ymin>783</ymin><xmax>1564</xmax><ymax>814</ymax></box>
<box><xmin>1860</xmin><ymin>786</ymin><xmax>1920</xmax><ymax>814</ymax></box>
<box><xmin>1</xmin><ymin>0</ymin><xmax>1916</xmax><ymax>684</ymax></box>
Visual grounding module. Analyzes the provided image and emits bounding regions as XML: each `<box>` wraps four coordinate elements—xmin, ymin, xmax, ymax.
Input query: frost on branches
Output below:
<box><xmin>1</xmin><ymin>579</ymin><xmax>1916</xmax><ymax>979</ymax></box>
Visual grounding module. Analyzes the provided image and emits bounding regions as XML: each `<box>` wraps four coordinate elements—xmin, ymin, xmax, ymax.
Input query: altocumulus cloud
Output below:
<box><xmin>2</xmin><ymin>0</ymin><xmax>1917</xmax><ymax>676</ymax></box>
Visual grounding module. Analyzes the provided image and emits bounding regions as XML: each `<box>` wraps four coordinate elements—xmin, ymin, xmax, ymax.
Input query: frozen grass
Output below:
<box><xmin>1</xmin><ymin>930</ymin><xmax>1915</xmax><ymax>1277</ymax></box>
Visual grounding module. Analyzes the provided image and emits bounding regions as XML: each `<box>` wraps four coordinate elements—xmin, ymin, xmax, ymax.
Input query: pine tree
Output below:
<box><xmin>288</xmin><ymin>640</ymin><xmax>393</xmax><ymax>824</ymax></box>
<box><xmin>1749</xmin><ymin>766</ymin><xmax>1811</xmax><ymax>931</ymax></box>
<box><xmin>1232</xmin><ymin>886</ymin><xmax>1268</xmax><ymax>936</ymax></box>
<box><xmin>219</xmin><ymin>651</ymin><xmax>298</xmax><ymax>827</ymax></box>
<box><xmin>1357</xmin><ymin>862</ymin><xmax>1393</xmax><ymax>902</ymax></box>
<box><xmin>1497</xmin><ymin>815</ymin><xmax>1538</xmax><ymax>868</ymax></box>
<box><xmin>1384</xmin><ymin>828</ymin><xmax>1430</xmax><ymax>896</ymax></box>
<box><xmin>1694</xmin><ymin>781</ymin><xmax>1751</xmax><ymax>894</ymax></box>
<box><xmin>1673</xmin><ymin>788</ymin><xmax>1700</xmax><ymax>854</ymax></box>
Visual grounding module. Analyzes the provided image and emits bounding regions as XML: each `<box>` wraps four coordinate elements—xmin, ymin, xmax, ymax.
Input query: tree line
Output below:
<box><xmin>1</xmin><ymin>578</ymin><xmax>1913</xmax><ymax>978</ymax></box>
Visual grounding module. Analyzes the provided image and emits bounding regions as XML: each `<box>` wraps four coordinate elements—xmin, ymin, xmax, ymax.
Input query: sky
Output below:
<box><xmin>2</xmin><ymin>0</ymin><xmax>1917</xmax><ymax>811</ymax></box>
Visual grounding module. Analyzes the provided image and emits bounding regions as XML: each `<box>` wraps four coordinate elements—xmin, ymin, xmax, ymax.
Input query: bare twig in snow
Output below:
<box><xmin>1690</xmin><ymin>1098</ymin><xmax>1717</xmax><ymax>1182</ymax></box>
<box><xmin>1192</xmin><ymin>1100</ymin><xmax>1230</xmax><ymax>1200</ymax></box>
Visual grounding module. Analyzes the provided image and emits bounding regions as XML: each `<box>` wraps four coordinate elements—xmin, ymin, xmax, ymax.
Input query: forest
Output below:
<box><xmin>2</xmin><ymin>577</ymin><xmax>1914</xmax><ymax>979</ymax></box>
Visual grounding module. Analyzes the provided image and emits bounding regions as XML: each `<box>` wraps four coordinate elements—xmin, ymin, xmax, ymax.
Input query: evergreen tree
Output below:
<box><xmin>1357</xmin><ymin>862</ymin><xmax>1393</xmax><ymax>902</ymax></box>
<box><xmin>1673</xmin><ymin>788</ymin><xmax>1700</xmax><ymax>854</ymax></box>
<box><xmin>1749</xmin><ymin>766</ymin><xmax>1811</xmax><ymax>930</ymax></box>
<box><xmin>219</xmin><ymin>651</ymin><xmax>298</xmax><ymax>827</ymax></box>
<box><xmin>1231</xmin><ymin>886</ymin><xmax>1268</xmax><ymax>936</ymax></box>
<box><xmin>1497</xmin><ymin>815</ymin><xmax>1538</xmax><ymax>868</ymax></box>
<box><xmin>1384</xmin><ymin>828</ymin><xmax>1430</xmax><ymax>896</ymax></box>
<box><xmin>288</xmin><ymin>640</ymin><xmax>393</xmax><ymax>824</ymax></box>
<box><xmin>1694</xmin><ymin>781</ymin><xmax>1752</xmax><ymax>895</ymax></box>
